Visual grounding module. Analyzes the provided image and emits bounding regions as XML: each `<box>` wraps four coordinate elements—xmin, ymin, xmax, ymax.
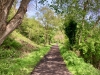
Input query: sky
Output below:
<box><xmin>16</xmin><ymin>0</ymin><xmax>100</xmax><ymax>21</ymax></box>
<box><xmin>16</xmin><ymin>0</ymin><xmax>38</xmax><ymax>18</ymax></box>
<box><xmin>26</xmin><ymin>0</ymin><xmax>52</xmax><ymax>18</ymax></box>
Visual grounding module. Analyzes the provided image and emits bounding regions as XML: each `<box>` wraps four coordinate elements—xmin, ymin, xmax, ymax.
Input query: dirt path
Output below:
<box><xmin>31</xmin><ymin>45</ymin><xmax>72</xmax><ymax>75</ymax></box>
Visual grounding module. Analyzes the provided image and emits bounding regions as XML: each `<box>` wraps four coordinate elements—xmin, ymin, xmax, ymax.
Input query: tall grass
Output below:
<box><xmin>59</xmin><ymin>46</ymin><xmax>100</xmax><ymax>75</ymax></box>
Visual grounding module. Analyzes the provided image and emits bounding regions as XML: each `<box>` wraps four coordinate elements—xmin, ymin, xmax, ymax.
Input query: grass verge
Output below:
<box><xmin>0</xmin><ymin>46</ymin><xmax>50</xmax><ymax>75</ymax></box>
<box><xmin>59</xmin><ymin>46</ymin><xmax>100</xmax><ymax>75</ymax></box>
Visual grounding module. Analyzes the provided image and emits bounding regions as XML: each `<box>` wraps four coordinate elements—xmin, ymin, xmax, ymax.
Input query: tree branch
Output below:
<box><xmin>7</xmin><ymin>0</ymin><xmax>30</xmax><ymax>33</ymax></box>
<box><xmin>0</xmin><ymin>0</ymin><xmax>14</xmax><ymax>23</ymax></box>
<box><xmin>0</xmin><ymin>0</ymin><xmax>30</xmax><ymax>45</ymax></box>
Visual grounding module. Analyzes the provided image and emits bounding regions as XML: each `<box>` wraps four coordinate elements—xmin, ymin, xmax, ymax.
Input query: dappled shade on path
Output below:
<box><xmin>31</xmin><ymin>45</ymin><xmax>72</xmax><ymax>75</ymax></box>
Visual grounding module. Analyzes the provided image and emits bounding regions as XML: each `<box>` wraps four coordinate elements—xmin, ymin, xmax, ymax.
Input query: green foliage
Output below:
<box><xmin>76</xmin><ymin>35</ymin><xmax>100</xmax><ymax>66</ymax></box>
<box><xmin>10</xmin><ymin>31</ymin><xmax>39</xmax><ymax>48</ymax></box>
<box><xmin>64</xmin><ymin>19</ymin><xmax>77</xmax><ymax>46</ymax></box>
<box><xmin>37</xmin><ymin>7</ymin><xmax>62</xmax><ymax>45</ymax></box>
<box><xmin>18</xmin><ymin>18</ymin><xmax>45</xmax><ymax>44</ymax></box>
<box><xmin>71</xmin><ymin>24</ymin><xmax>100</xmax><ymax>67</ymax></box>
<box><xmin>0</xmin><ymin>37</ymin><xmax>22</xmax><ymax>59</ymax></box>
<box><xmin>0</xmin><ymin>49</ymin><xmax>20</xmax><ymax>59</ymax></box>
<box><xmin>63</xmin><ymin>8</ymin><xmax>100</xmax><ymax>68</ymax></box>
<box><xmin>1</xmin><ymin>37</ymin><xmax>22</xmax><ymax>50</ymax></box>
<box><xmin>60</xmin><ymin>46</ymin><xmax>100</xmax><ymax>75</ymax></box>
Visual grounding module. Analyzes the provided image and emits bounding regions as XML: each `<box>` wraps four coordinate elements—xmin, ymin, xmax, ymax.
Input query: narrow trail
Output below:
<box><xmin>31</xmin><ymin>45</ymin><xmax>72</xmax><ymax>75</ymax></box>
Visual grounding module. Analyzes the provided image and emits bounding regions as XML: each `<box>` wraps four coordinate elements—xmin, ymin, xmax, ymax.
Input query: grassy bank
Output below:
<box><xmin>0</xmin><ymin>31</ymin><xmax>50</xmax><ymax>75</ymax></box>
<box><xmin>60</xmin><ymin>46</ymin><xmax>100</xmax><ymax>75</ymax></box>
<box><xmin>0</xmin><ymin>46</ymin><xmax>50</xmax><ymax>75</ymax></box>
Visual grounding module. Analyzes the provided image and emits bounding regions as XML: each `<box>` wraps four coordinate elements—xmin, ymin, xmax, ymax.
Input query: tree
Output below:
<box><xmin>18</xmin><ymin>17</ymin><xmax>45</xmax><ymax>44</ymax></box>
<box><xmin>0</xmin><ymin>0</ymin><xmax>30</xmax><ymax>45</ymax></box>
<box><xmin>37</xmin><ymin>7</ymin><xmax>60</xmax><ymax>45</ymax></box>
<box><xmin>64</xmin><ymin>18</ymin><xmax>77</xmax><ymax>50</ymax></box>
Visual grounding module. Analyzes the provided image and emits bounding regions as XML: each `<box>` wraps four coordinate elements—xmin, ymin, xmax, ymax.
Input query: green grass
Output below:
<box><xmin>0</xmin><ymin>46</ymin><xmax>50</xmax><ymax>75</ymax></box>
<box><xmin>10</xmin><ymin>31</ymin><xmax>39</xmax><ymax>48</ymax></box>
<box><xmin>59</xmin><ymin>46</ymin><xmax>100</xmax><ymax>75</ymax></box>
<box><xmin>0</xmin><ymin>30</ymin><xmax>51</xmax><ymax>75</ymax></box>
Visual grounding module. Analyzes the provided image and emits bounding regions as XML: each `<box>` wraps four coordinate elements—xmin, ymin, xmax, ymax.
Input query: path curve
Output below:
<box><xmin>31</xmin><ymin>45</ymin><xmax>72</xmax><ymax>75</ymax></box>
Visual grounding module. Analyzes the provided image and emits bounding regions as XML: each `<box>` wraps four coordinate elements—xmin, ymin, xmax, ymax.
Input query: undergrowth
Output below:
<box><xmin>60</xmin><ymin>46</ymin><xmax>100</xmax><ymax>75</ymax></box>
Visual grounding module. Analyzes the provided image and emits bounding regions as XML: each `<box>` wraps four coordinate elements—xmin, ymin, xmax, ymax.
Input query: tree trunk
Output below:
<box><xmin>79</xmin><ymin>0</ymin><xmax>89</xmax><ymax>57</ymax></box>
<box><xmin>44</xmin><ymin>24</ymin><xmax>49</xmax><ymax>45</ymax></box>
<box><xmin>0</xmin><ymin>0</ymin><xmax>30</xmax><ymax>45</ymax></box>
<box><xmin>78</xmin><ymin>0</ymin><xmax>89</xmax><ymax>45</ymax></box>
<box><xmin>93</xmin><ymin>17</ymin><xmax>100</xmax><ymax>29</ymax></box>
<box><xmin>78</xmin><ymin>16</ymin><xmax>85</xmax><ymax>45</ymax></box>
<box><xmin>45</xmin><ymin>29</ymin><xmax>48</xmax><ymax>45</ymax></box>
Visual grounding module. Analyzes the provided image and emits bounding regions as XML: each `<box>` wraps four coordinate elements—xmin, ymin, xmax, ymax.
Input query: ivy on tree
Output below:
<box><xmin>64</xmin><ymin>19</ymin><xmax>77</xmax><ymax>46</ymax></box>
